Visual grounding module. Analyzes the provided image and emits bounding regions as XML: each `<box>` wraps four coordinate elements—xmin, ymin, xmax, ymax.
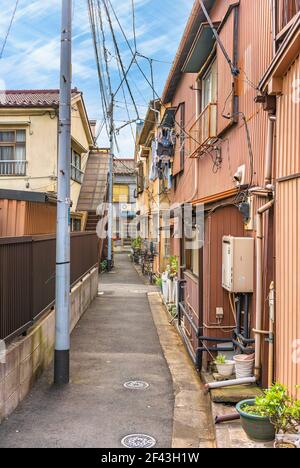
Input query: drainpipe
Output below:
<box><xmin>268</xmin><ymin>281</ymin><xmax>275</xmax><ymax>387</ymax></box>
<box><xmin>254</xmin><ymin>199</ymin><xmax>275</xmax><ymax>381</ymax></box>
<box><xmin>264</xmin><ymin>114</ymin><xmax>276</xmax><ymax>186</ymax></box>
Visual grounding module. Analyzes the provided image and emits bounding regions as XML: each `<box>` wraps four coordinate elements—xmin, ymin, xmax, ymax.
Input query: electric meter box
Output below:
<box><xmin>222</xmin><ymin>236</ymin><xmax>254</xmax><ymax>293</ymax></box>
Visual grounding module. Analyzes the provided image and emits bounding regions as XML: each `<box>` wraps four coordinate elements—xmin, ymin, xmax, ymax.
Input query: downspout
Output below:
<box><xmin>254</xmin><ymin>199</ymin><xmax>274</xmax><ymax>381</ymax></box>
<box><xmin>254</xmin><ymin>112</ymin><xmax>276</xmax><ymax>382</ymax></box>
<box><xmin>264</xmin><ymin>114</ymin><xmax>276</xmax><ymax>186</ymax></box>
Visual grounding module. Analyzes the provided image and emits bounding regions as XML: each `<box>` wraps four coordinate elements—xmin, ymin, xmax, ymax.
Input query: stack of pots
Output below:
<box><xmin>234</xmin><ymin>354</ymin><xmax>255</xmax><ymax>379</ymax></box>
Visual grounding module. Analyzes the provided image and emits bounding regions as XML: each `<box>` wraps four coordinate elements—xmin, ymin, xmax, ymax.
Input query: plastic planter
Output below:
<box><xmin>236</xmin><ymin>399</ymin><xmax>275</xmax><ymax>442</ymax></box>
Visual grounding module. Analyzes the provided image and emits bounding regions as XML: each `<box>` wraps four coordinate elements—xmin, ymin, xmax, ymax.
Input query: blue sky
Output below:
<box><xmin>0</xmin><ymin>0</ymin><xmax>194</xmax><ymax>156</ymax></box>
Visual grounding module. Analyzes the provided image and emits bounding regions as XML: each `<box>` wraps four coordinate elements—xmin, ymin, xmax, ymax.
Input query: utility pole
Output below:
<box><xmin>54</xmin><ymin>0</ymin><xmax>72</xmax><ymax>385</ymax></box>
<box><xmin>107</xmin><ymin>93</ymin><xmax>114</xmax><ymax>271</ymax></box>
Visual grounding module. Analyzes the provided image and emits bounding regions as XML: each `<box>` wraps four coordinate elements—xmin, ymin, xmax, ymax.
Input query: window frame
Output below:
<box><xmin>71</xmin><ymin>149</ymin><xmax>83</xmax><ymax>184</ymax></box>
<box><xmin>0</xmin><ymin>129</ymin><xmax>27</xmax><ymax>176</ymax></box>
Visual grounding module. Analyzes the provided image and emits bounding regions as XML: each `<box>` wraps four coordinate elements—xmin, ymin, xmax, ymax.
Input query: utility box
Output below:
<box><xmin>222</xmin><ymin>236</ymin><xmax>254</xmax><ymax>293</ymax></box>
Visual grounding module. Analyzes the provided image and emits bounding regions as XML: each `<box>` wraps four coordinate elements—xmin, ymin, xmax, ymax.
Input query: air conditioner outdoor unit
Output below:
<box><xmin>222</xmin><ymin>236</ymin><xmax>254</xmax><ymax>293</ymax></box>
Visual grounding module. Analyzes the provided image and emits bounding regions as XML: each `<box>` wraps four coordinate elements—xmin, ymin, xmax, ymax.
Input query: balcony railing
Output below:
<box><xmin>277</xmin><ymin>0</ymin><xmax>300</xmax><ymax>32</ymax></box>
<box><xmin>189</xmin><ymin>103</ymin><xmax>217</xmax><ymax>158</ymax></box>
<box><xmin>0</xmin><ymin>160</ymin><xmax>27</xmax><ymax>176</ymax></box>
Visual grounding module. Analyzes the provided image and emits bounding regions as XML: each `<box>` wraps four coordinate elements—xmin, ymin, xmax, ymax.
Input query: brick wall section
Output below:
<box><xmin>0</xmin><ymin>267</ymin><xmax>98</xmax><ymax>422</ymax></box>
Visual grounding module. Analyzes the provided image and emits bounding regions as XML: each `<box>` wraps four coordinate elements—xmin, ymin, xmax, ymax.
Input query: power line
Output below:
<box><xmin>102</xmin><ymin>0</ymin><xmax>140</xmax><ymax>119</ymax></box>
<box><xmin>87</xmin><ymin>0</ymin><xmax>110</xmax><ymax>135</ymax></box>
<box><xmin>0</xmin><ymin>0</ymin><xmax>19</xmax><ymax>60</ymax></box>
<box><xmin>106</xmin><ymin>0</ymin><xmax>204</xmax><ymax>150</ymax></box>
<box><xmin>131</xmin><ymin>0</ymin><xmax>137</xmax><ymax>52</ymax></box>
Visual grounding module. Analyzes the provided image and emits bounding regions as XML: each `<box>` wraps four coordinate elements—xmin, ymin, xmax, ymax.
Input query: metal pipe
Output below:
<box><xmin>236</xmin><ymin>294</ymin><xmax>241</xmax><ymax>336</ymax></box>
<box><xmin>264</xmin><ymin>114</ymin><xmax>276</xmax><ymax>186</ymax></box>
<box><xmin>243</xmin><ymin>293</ymin><xmax>250</xmax><ymax>339</ymax></box>
<box><xmin>198</xmin><ymin>336</ymin><xmax>233</xmax><ymax>343</ymax></box>
<box><xmin>268</xmin><ymin>281</ymin><xmax>275</xmax><ymax>387</ymax></box>
<box><xmin>197</xmin><ymin>346</ymin><xmax>234</xmax><ymax>353</ymax></box>
<box><xmin>54</xmin><ymin>0</ymin><xmax>72</xmax><ymax>385</ymax></box>
<box><xmin>255</xmin><ymin>199</ymin><xmax>275</xmax><ymax>380</ymax></box>
<box><xmin>205</xmin><ymin>377</ymin><xmax>257</xmax><ymax>392</ymax></box>
<box><xmin>236</xmin><ymin>334</ymin><xmax>255</xmax><ymax>345</ymax></box>
<box><xmin>232</xmin><ymin>339</ymin><xmax>254</xmax><ymax>355</ymax></box>
<box><xmin>215</xmin><ymin>414</ymin><xmax>240</xmax><ymax>424</ymax></box>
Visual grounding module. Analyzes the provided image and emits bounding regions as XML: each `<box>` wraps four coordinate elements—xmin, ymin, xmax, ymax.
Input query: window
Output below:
<box><xmin>184</xmin><ymin>228</ymin><xmax>199</xmax><ymax>277</ymax></box>
<box><xmin>71</xmin><ymin>217</ymin><xmax>82</xmax><ymax>232</ymax></box>
<box><xmin>190</xmin><ymin>59</ymin><xmax>217</xmax><ymax>157</ymax></box>
<box><xmin>174</xmin><ymin>103</ymin><xmax>186</xmax><ymax>173</ymax></box>
<box><xmin>278</xmin><ymin>0</ymin><xmax>300</xmax><ymax>31</ymax></box>
<box><xmin>113</xmin><ymin>184</ymin><xmax>129</xmax><ymax>203</ymax></box>
<box><xmin>71</xmin><ymin>150</ymin><xmax>83</xmax><ymax>183</ymax></box>
<box><xmin>201</xmin><ymin>59</ymin><xmax>217</xmax><ymax>111</ymax></box>
<box><xmin>0</xmin><ymin>130</ymin><xmax>26</xmax><ymax>176</ymax></box>
<box><xmin>179</xmin><ymin>103</ymin><xmax>185</xmax><ymax>171</ymax></box>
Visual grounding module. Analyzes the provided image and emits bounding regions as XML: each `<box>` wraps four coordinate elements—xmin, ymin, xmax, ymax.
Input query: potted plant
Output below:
<box><xmin>214</xmin><ymin>354</ymin><xmax>235</xmax><ymax>378</ymax></box>
<box><xmin>155</xmin><ymin>275</ymin><xmax>163</xmax><ymax>291</ymax></box>
<box><xmin>264</xmin><ymin>384</ymin><xmax>300</xmax><ymax>448</ymax></box>
<box><xmin>236</xmin><ymin>383</ymin><xmax>300</xmax><ymax>446</ymax></box>
<box><xmin>236</xmin><ymin>399</ymin><xmax>276</xmax><ymax>443</ymax></box>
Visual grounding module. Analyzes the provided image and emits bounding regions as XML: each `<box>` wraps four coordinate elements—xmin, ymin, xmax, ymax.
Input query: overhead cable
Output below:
<box><xmin>0</xmin><ymin>0</ymin><xmax>19</xmax><ymax>60</ymax></box>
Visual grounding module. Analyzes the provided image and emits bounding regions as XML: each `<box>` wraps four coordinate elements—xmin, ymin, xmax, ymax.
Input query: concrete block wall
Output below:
<box><xmin>0</xmin><ymin>267</ymin><xmax>98</xmax><ymax>423</ymax></box>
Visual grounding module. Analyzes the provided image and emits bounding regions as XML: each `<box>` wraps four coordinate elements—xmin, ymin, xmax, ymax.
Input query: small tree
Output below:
<box><xmin>254</xmin><ymin>384</ymin><xmax>300</xmax><ymax>434</ymax></box>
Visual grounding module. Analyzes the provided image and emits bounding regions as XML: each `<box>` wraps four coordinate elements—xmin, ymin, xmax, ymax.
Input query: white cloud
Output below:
<box><xmin>0</xmin><ymin>0</ymin><xmax>194</xmax><ymax>156</ymax></box>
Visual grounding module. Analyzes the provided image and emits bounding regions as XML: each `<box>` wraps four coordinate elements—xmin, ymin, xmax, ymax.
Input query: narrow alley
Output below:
<box><xmin>0</xmin><ymin>253</ymin><xmax>176</xmax><ymax>448</ymax></box>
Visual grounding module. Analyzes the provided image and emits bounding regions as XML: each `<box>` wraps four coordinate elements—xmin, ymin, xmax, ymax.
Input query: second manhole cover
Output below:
<box><xmin>121</xmin><ymin>434</ymin><xmax>156</xmax><ymax>448</ymax></box>
<box><xmin>124</xmin><ymin>381</ymin><xmax>149</xmax><ymax>390</ymax></box>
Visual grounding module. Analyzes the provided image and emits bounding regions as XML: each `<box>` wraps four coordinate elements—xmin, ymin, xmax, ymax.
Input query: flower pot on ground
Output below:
<box><xmin>236</xmin><ymin>399</ymin><xmax>276</xmax><ymax>442</ymax></box>
<box><xmin>274</xmin><ymin>434</ymin><xmax>299</xmax><ymax>449</ymax></box>
<box><xmin>234</xmin><ymin>354</ymin><xmax>255</xmax><ymax>379</ymax></box>
<box><xmin>214</xmin><ymin>355</ymin><xmax>235</xmax><ymax>378</ymax></box>
<box><xmin>237</xmin><ymin>384</ymin><xmax>300</xmax><ymax>446</ymax></box>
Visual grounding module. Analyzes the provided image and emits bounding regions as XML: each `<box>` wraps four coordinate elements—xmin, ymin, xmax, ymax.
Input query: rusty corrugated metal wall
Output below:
<box><xmin>276</xmin><ymin>53</ymin><xmax>300</xmax><ymax>397</ymax></box>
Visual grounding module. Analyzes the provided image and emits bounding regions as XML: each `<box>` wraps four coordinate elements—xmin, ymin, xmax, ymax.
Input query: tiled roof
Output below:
<box><xmin>0</xmin><ymin>89</ymin><xmax>81</xmax><ymax>108</ymax></box>
<box><xmin>114</xmin><ymin>159</ymin><xmax>136</xmax><ymax>175</ymax></box>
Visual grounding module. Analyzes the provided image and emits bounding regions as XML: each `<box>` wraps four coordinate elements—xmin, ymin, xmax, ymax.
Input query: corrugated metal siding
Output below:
<box><xmin>276</xmin><ymin>55</ymin><xmax>300</xmax><ymax>397</ymax></box>
<box><xmin>0</xmin><ymin>200</ymin><xmax>56</xmax><ymax>236</ymax></box>
<box><xmin>25</xmin><ymin>202</ymin><xmax>56</xmax><ymax>235</ymax></box>
<box><xmin>194</xmin><ymin>0</ymin><xmax>273</xmax><ymax>199</ymax></box>
<box><xmin>217</xmin><ymin>6</ymin><xmax>235</xmax><ymax>134</ymax></box>
<box><xmin>276</xmin><ymin>179</ymin><xmax>300</xmax><ymax>397</ymax></box>
<box><xmin>0</xmin><ymin>200</ymin><xmax>26</xmax><ymax>236</ymax></box>
<box><xmin>277</xmin><ymin>54</ymin><xmax>300</xmax><ymax>179</ymax></box>
<box><xmin>203</xmin><ymin>205</ymin><xmax>245</xmax><ymax>341</ymax></box>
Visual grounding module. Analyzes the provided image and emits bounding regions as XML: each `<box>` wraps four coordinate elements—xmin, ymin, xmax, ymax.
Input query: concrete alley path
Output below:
<box><xmin>0</xmin><ymin>253</ymin><xmax>174</xmax><ymax>448</ymax></box>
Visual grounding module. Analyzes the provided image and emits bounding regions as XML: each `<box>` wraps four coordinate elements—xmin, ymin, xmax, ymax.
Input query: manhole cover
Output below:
<box><xmin>121</xmin><ymin>434</ymin><xmax>156</xmax><ymax>448</ymax></box>
<box><xmin>124</xmin><ymin>381</ymin><xmax>149</xmax><ymax>390</ymax></box>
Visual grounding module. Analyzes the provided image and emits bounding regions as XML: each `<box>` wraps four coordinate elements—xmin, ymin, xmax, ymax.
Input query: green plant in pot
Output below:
<box><xmin>214</xmin><ymin>354</ymin><xmax>235</xmax><ymax>378</ymax></box>
<box><xmin>155</xmin><ymin>275</ymin><xmax>163</xmax><ymax>290</ymax></box>
<box><xmin>237</xmin><ymin>384</ymin><xmax>300</xmax><ymax>446</ymax></box>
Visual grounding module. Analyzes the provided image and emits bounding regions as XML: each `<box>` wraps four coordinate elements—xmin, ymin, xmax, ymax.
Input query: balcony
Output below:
<box><xmin>0</xmin><ymin>160</ymin><xmax>27</xmax><ymax>176</ymax></box>
<box><xmin>277</xmin><ymin>0</ymin><xmax>300</xmax><ymax>32</ymax></box>
<box><xmin>189</xmin><ymin>103</ymin><xmax>217</xmax><ymax>158</ymax></box>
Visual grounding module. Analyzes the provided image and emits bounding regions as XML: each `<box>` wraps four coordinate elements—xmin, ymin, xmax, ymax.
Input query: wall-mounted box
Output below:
<box><xmin>222</xmin><ymin>236</ymin><xmax>254</xmax><ymax>293</ymax></box>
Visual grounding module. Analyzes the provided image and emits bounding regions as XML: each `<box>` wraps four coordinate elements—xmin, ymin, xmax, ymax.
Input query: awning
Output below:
<box><xmin>182</xmin><ymin>22</ymin><xmax>219</xmax><ymax>73</ymax></box>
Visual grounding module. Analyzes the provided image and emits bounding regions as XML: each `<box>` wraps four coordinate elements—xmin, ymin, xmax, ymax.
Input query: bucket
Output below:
<box><xmin>234</xmin><ymin>355</ymin><xmax>254</xmax><ymax>379</ymax></box>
